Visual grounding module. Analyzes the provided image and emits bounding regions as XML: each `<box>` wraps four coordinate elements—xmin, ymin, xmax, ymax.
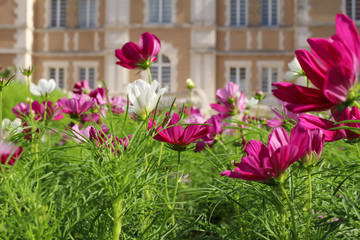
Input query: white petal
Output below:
<box><xmin>30</xmin><ymin>83</ymin><xmax>41</xmax><ymax>96</ymax></box>
<box><xmin>48</xmin><ymin>79</ymin><xmax>56</xmax><ymax>93</ymax></box>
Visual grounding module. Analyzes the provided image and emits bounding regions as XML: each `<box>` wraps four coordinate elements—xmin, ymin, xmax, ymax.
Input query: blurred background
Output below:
<box><xmin>0</xmin><ymin>0</ymin><xmax>356</xmax><ymax>109</ymax></box>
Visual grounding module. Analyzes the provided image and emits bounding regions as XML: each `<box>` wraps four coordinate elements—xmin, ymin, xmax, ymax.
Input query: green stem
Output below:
<box><xmin>353</xmin><ymin>100</ymin><xmax>360</xmax><ymax>109</ymax></box>
<box><xmin>147</xmin><ymin>68</ymin><xmax>153</xmax><ymax>85</ymax></box>
<box><xmin>306</xmin><ymin>77</ymin><xmax>310</xmax><ymax>88</ymax></box>
<box><xmin>280</xmin><ymin>184</ymin><xmax>298</xmax><ymax>240</ymax></box>
<box><xmin>256</xmin><ymin>101</ymin><xmax>260</xmax><ymax>119</ymax></box>
<box><xmin>171</xmin><ymin>151</ymin><xmax>181</xmax><ymax>235</ymax></box>
<box><xmin>305</xmin><ymin>167</ymin><xmax>313</xmax><ymax>239</ymax></box>
<box><xmin>356</xmin><ymin>143</ymin><xmax>360</xmax><ymax>157</ymax></box>
<box><xmin>112</xmin><ymin>197</ymin><xmax>123</xmax><ymax>240</ymax></box>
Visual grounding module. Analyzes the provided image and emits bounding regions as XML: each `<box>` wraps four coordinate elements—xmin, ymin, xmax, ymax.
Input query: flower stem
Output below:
<box><xmin>147</xmin><ymin>68</ymin><xmax>153</xmax><ymax>85</ymax></box>
<box><xmin>353</xmin><ymin>100</ymin><xmax>360</xmax><ymax>109</ymax></box>
<box><xmin>306</xmin><ymin>77</ymin><xmax>310</xmax><ymax>88</ymax></box>
<box><xmin>280</xmin><ymin>184</ymin><xmax>298</xmax><ymax>240</ymax></box>
<box><xmin>305</xmin><ymin>167</ymin><xmax>313</xmax><ymax>239</ymax></box>
<box><xmin>171</xmin><ymin>151</ymin><xmax>181</xmax><ymax>235</ymax></box>
<box><xmin>256</xmin><ymin>101</ymin><xmax>260</xmax><ymax>119</ymax></box>
<box><xmin>112</xmin><ymin>197</ymin><xmax>123</xmax><ymax>240</ymax></box>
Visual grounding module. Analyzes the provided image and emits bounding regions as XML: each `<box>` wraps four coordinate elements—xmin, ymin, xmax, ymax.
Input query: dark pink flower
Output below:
<box><xmin>61</xmin><ymin>96</ymin><xmax>93</xmax><ymax>119</ymax></box>
<box><xmin>73</xmin><ymin>80</ymin><xmax>90</xmax><ymax>94</ymax></box>
<box><xmin>273</xmin><ymin>14</ymin><xmax>360</xmax><ymax>112</ymax></box>
<box><xmin>0</xmin><ymin>143</ymin><xmax>23</xmax><ymax>165</ymax></box>
<box><xmin>148</xmin><ymin>112</ymin><xmax>210</xmax><ymax>152</ymax></box>
<box><xmin>12</xmin><ymin>102</ymin><xmax>30</xmax><ymax>119</ymax></box>
<box><xmin>267</xmin><ymin>105</ymin><xmax>299</xmax><ymax>127</ymax></box>
<box><xmin>210</xmin><ymin>82</ymin><xmax>246</xmax><ymax>117</ymax></box>
<box><xmin>32</xmin><ymin>100</ymin><xmax>63</xmax><ymax>121</ymax></box>
<box><xmin>195</xmin><ymin>115</ymin><xmax>223</xmax><ymax>152</ymax></box>
<box><xmin>221</xmin><ymin>128</ymin><xmax>308</xmax><ymax>183</ymax></box>
<box><xmin>115</xmin><ymin>32</ymin><xmax>161</xmax><ymax>70</ymax></box>
<box><xmin>89</xmin><ymin>87</ymin><xmax>107</xmax><ymax>105</ymax></box>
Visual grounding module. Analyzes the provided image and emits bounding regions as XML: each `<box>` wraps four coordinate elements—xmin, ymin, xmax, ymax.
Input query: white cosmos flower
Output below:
<box><xmin>2</xmin><ymin>118</ymin><xmax>22</xmax><ymax>137</ymax></box>
<box><xmin>30</xmin><ymin>78</ymin><xmax>56</xmax><ymax>97</ymax></box>
<box><xmin>284</xmin><ymin>57</ymin><xmax>303</xmax><ymax>81</ymax></box>
<box><xmin>126</xmin><ymin>79</ymin><xmax>166</xmax><ymax>120</ymax></box>
<box><xmin>245</xmin><ymin>97</ymin><xmax>259</xmax><ymax>109</ymax></box>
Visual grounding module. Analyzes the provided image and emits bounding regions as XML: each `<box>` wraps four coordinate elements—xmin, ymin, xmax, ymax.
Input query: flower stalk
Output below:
<box><xmin>280</xmin><ymin>184</ymin><xmax>298</xmax><ymax>240</ymax></box>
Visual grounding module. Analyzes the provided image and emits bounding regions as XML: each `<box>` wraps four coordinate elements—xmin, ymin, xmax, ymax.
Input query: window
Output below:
<box><xmin>149</xmin><ymin>0</ymin><xmax>172</xmax><ymax>23</ymax></box>
<box><xmin>230</xmin><ymin>67</ymin><xmax>247</xmax><ymax>93</ymax></box>
<box><xmin>80</xmin><ymin>0</ymin><xmax>96</xmax><ymax>27</ymax></box>
<box><xmin>261</xmin><ymin>67</ymin><xmax>278</xmax><ymax>93</ymax></box>
<box><xmin>230</xmin><ymin>0</ymin><xmax>247</xmax><ymax>26</ymax></box>
<box><xmin>346</xmin><ymin>0</ymin><xmax>360</xmax><ymax>21</ymax></box>
<box><xmin>150</xmin><ymin>54</ymin><xmax>171</xmax><ymax>91</ymax></box>
<box><xmin>49</xmin><ymin>67</ymin><xmax>65</xmax><ymax>88</ymax></box>
<box><xmin>79</xmin><ymin>67</ymin><xmax>96</xmax><ymax>89</ymax></box>
<box><xmin>51</xmin><ymin>0</ymin><xmax>66</xmax><ymax>27</ymax></box>
<box><xmin>262</xmin><ymin>0</ymin><xmax>278</xmax><ymax>26</ymax></box>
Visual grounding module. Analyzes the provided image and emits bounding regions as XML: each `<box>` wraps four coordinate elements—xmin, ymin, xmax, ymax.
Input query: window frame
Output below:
<box><xmin>149</xmin><ymin>54</ymin><xmax>172</xmax><ymax>91</ymax></box>
<box><xmin>256</xmin><ymin>60</ymin><xmax>284</xmax><ymax>94</ymax></box>
<box><xmin>50</xmin><ymin>0</ymin><xmax>66</xmax><ymax>28</ymax></box>
<box><xmin>145</xmin><ymin>0</ymin><xmax>175</xmax><ymax>24</ymax></box>
<box><xmin>79</xmin><ymin>0</ymin><xmax>97</xmax><ymax>28</ymax></box>
<box><xmin>229</xmin><ymin>0</ymin><xmax>248</xmax><ymax>27</ymax></box>
<box><xmin>224</xmin><ymin>61</ymin><xmax>251</xmax><ymax>94</ymax></box>
<box><xmin>345</xmin><ymin>0</ymin><xmax>360</xmax><ymax>21</ymax></box>
<box><xmin>261</xmin><ymin>0</ymin><xmax>279</xmax><ymax>27</ymax></box>
<box><xmin>43</xmin><ymin>61</ymin><xmax>69</xmax><ymax>89</ymax></box>
<box><xmin>73</xmin><ymin>61</ymin><xmax>99</xmax><ymax>90</ymax></box>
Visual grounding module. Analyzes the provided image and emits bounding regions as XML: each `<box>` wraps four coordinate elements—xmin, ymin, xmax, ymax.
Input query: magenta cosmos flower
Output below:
<box><xmin>221</xmin><ymin>127</ymin><xmax>309</xmax><ymax>183</ymax></box>
<box><xmin>148</xmin><ymin>112</ymin><xmax>210</xmax><ymax>152</ymax></box>
<box><xmin>59</xmin><ymin>96</ymin><xmax>93</xmax><ymax>119</ymax></box>
<box><xmin>210</xmin><ymin>82</ymin><xmax>246</xmax><ymax>118</ymax></box>
<box><xmin>298</xmin><ymin>106</ymin><xmax>360</xmax><ymax>141</ymax></box>
<box><xmin>115</xmin><ymin>32</ymin><xmax>161</xmax><ymax>70</ymax></box>
<box><xmin>273</xmin><ymin>14</ymin><xmax>360</xmax><ymax>112</ymax></box>
<box><xmin>73</xmin><ymin>80</ymin><xmax>90</xmax><ymax>95</ymax></box>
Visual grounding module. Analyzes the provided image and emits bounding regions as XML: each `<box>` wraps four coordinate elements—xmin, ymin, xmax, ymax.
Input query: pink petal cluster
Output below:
<box><xmin>12</xmin><ymin>101</ymin><xmax>63</xmax><ymax>121</ymax></box>
<box><xmin>267</xmin><ymin>105</ymin><xmax>299</xmax><ymax>128</ymax></box>
<box><xmin>221</xmin><ymin>127</ymin><xmax>310</xmax><ymax>182</ymax></box>
<box><xmin>148</xmin><ymin>112</ymin><xmax>210</xmax><ymax>152</ymax></box>
<box><xmin>298</xmin><ymin>106</ymin><xmax>360</xmax><ymax>141</ymax></box>
<box><xmin>0</xmin><ymin>142</ymin><xmax>23</xmax><ymax>165</ymax></box>
<box><xmin>210</xmin><ymin>82</ymin><xmax>245</xmax><ymax>118</ymax></box>
<box><xmin>195</xmin><ymin>115</ymin><xmax>223</xmax><ymax>152</ymax></box>
<box><xmin>60</xmin><ymin>96</ymin><xmax>93</xmax><ymax>119</ymax></box>
<box><xmin>273</xmin><ymin>14</ymin><xmax>360</xmax><ymax>112</ymax></box>
<box><xmin>73</xmin><ymin>80</ymin><xmax>90</xmax><ymax>95</ymax></box>
<box><xmin>115</xmin><ymin>32</ymin><xmax>161</xmax><ymax>70</ymax></box>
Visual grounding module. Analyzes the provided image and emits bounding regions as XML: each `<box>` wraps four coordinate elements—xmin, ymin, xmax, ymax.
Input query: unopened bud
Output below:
<box><xmin>186</xmin><ymin>78</ymin><xmax>195</xmax><ymax>90</ymax></box>
<box><xmin>254</xmin><ymin>90</ymin><xmax>265</xmax><ymax>101</ymax></box>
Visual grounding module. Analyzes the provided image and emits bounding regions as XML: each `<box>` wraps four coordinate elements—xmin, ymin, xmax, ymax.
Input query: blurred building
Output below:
<box><xmin>0</xmin><ymin>0</ymin><xmax>355</xmax><ymax>105</ymax></box>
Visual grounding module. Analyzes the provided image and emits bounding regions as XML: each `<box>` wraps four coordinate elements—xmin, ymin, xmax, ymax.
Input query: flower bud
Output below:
<box><xmin>186</xmin><ymin>78</ymin><xmax>195</xmax><ymax>90</ymax></box>
<box><xmin>254</xmin><ymin>90</ymin><xmax>265</xmax><ymax>101</ymax></box>
<box><xmin>19</xmin><ymin>66</ymin><xmax>35</xmax><ymax>77</ymax></box>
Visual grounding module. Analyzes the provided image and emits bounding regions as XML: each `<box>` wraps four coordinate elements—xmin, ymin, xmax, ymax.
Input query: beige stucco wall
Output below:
<box><xmin>176</xmin><ymin>0</ymin><xmax>191</xmax><ymax>24</ymax></box>
<box><xmin>130</xmin><ymin>0</ymin><xmax>144</xmax><ymax>24</ymax></box>
<box><xmin>308</xmin><ymin>0</ymin><xmax>342</xmax><ymax>23</ymax></box>
<box><xmin>0</xmin><ymin>0</ymin><xmax>17</xmax><ymax>25</ymax></box>
<box><xmin>0</xmin><ymin>29</ymin><xmax>17</xmax><ymax>48</ymax></box>
<box><xmin>0</xmin><ymin>54</ymin><xmax>16</xmax><ymax>67</ymax></box>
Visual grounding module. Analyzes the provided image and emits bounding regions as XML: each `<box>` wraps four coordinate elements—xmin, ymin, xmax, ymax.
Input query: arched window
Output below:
<box><xmin>150</xmin><ymin>54</ymin><xmax>171</xmax><ymax>91</ymax></box>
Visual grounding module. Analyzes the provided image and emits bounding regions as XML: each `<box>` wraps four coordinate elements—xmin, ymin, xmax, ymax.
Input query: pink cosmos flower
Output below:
<box><xmin>115</xmin><ymin>32</ymin><xmax>161</xmax><ymax>70</ymax></box>
<box><xmin>298</xmin><ymin>106</ymin><xmax>360</xmax><ymax>141</ymax></box>
<box><xmin>267</xmin><ymin>105</ymin><xmax>299</xmax><ymax>127</ymax></box>
<box><xmin>291</xmin><ymin>124</ymin><xmax>325</xmax><ymax>165</ymax></box>
<box><xmin>12</xmin><ymin>102</ymin><xmax>30</xmax><ymax>119</ymax></box>
<box><xmin>148</xmin><ymin>112</ymin><xmax>210</xmax><ymax>152</ymax></box>
<box><xmin>195</xmin><ymin>115</ymin><xmax>223</xmax><ymax>152</ymax></box>
<box><xmin>89</xmin><ymin>87</ymin><xmax>107</xmax><ymax>105</ymax></box>
<box><xmin>210</xmin><ymin>82</ymin><xmax>246</xmax><ymax>118</ymax></box>
<box><xmin>273</xmin><ymin>14</ymin><xmax>360</xmax><ymax>112</ymax></box>
<box><xmin>73</xmin><ymin>80</ymin><xmax>90</xmax><ymax>95</ymax></box>
<box><xmin>60</xmin><ymin>96</ymin><xmax>93</xmax><ymax>119</ymax></box>
<box><xmin>221</xmin><ymin>128</ymin><xmax>308</xmax><ymax>183</ymax></box>
<box><xmin>0</xmin><ymin>142</ymin><xmax>23</xmax><ymax>165</ymax></box>
<box><xmin>32</xmin><ymin>100</ymin><xmax>63</xmax><ymax>121</ymax></box>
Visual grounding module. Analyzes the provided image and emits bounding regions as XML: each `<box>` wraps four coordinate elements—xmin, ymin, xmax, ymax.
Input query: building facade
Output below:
<box><xmin>0</xmin><ymin>0</ymin><xmax>356</xmax><ymax>106</ymax></box>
